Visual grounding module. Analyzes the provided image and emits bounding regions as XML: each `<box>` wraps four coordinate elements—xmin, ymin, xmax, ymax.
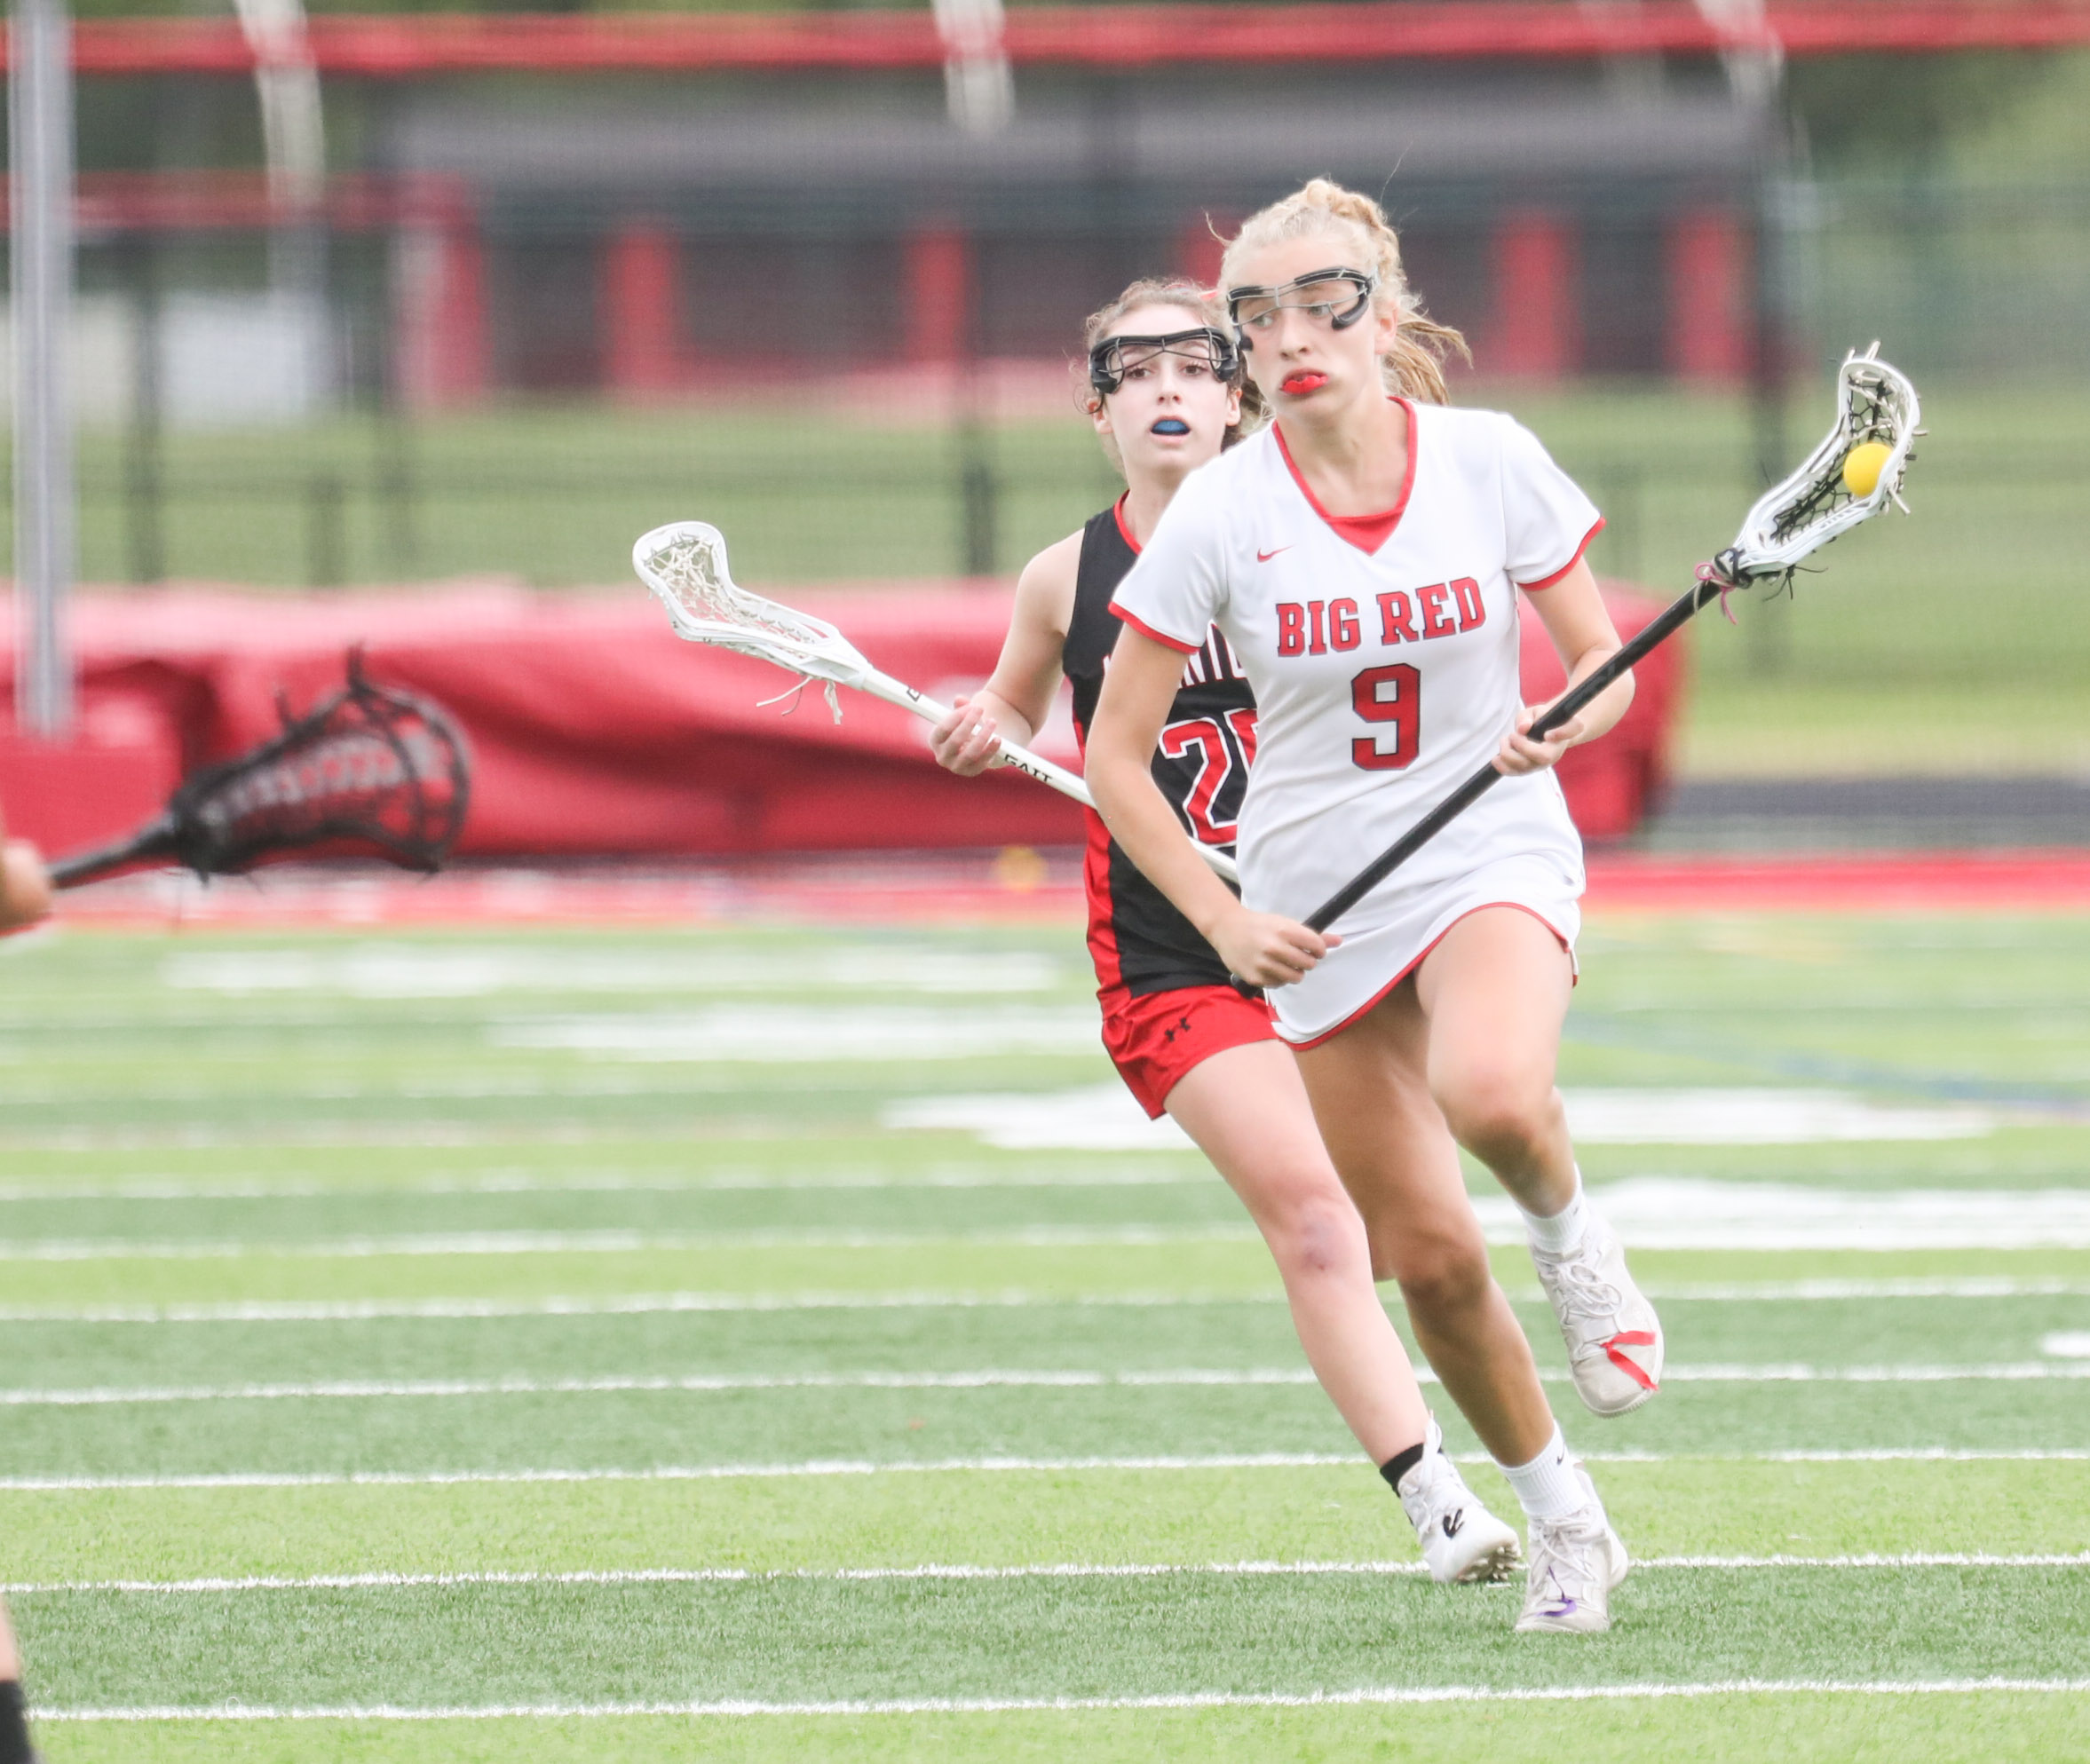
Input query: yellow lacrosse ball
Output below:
<box><xmin>1842</xmin><ymin>441</ymin><xmax>1893</xmax><ymax>498</ymax></box>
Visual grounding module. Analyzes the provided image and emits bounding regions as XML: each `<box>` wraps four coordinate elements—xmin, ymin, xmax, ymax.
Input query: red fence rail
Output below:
<box><xmin>16</xmin><ymin>4</ymin><xmax>2090</xmax><ymax>78</ymax></box>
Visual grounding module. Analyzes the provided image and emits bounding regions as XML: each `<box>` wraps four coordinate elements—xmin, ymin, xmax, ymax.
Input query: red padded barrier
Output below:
<box><xmin>0</xmin><ymin>581</ymin><xmax>1679</xmax><ymax>862</ymax></box>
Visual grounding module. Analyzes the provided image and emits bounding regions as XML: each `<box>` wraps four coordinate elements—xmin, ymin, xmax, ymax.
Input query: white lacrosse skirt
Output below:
<box><xmin>1109</xmin><ymin>400</ymin><xmax>1595</xmax><ymax>1048</ymax></box>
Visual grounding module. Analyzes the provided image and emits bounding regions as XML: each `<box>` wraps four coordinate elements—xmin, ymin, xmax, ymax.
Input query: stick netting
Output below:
<box><xmin>1726</xmin><ymin>348</ymin><xmax>1921</xmax><ymax>584</ymax></box>
<box><xmin>168</xmin><ymin>654</ymin><xmax>471</xmax><ymax>876</ymax></box>
<box><xmin>637</xmin><ymin>521</ymin><xmax>875</xmax><ymax>719</ymax></box>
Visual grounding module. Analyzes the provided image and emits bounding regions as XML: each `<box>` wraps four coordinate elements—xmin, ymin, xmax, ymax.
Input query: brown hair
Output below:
<box><xmin>1219</xmin><ymin>179</ymin><xmax>1469</xmax><ymax>405</ymax></box>
<box><xmin>1076</xmin><ymin>275</ymin><xmax>1263</xmax><ymax>473</ymax></box>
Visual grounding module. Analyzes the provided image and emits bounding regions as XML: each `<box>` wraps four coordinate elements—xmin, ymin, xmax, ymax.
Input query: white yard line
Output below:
<box><xmin>4</xmin><ymin>1361</ymin><xmax>2087</xmax><ymax>1407</ymax></box>
<box><xmin>11</xmin><ymin>1177</ymin><xmax>2090</xmax><ymax>1255</ymax></box>
<box><xmin>0</xmin><ymin>1228</ymin><xmax>1259</xmax><ymax>1262</ymax></box>
<box><xmin>13</xmin><ymin>1554</ymin><xmax>2088</xmax><ymax>1595</ymax></box>
<box><xmin>4</xmin><ymin>1277</ymin><xmax>2086</xmax><ymax>1324</ymax></box>
<box><xmin>5</xmin><ymin>1450</ymin><xmax>2085</xmax><ymax>1491</ymax></box>
<box><xmin>0</xmin><ymin>1167</ymin><xmax>1213</xmax><ymax>1201</ymax></box>
<box><xmin>0</xmin><ymin>1292</ymin><xmax>1286</xmax><ymax>1323</ymax></box>
<box><xmin>36</xmin><ymin>1679</ymin><xmax>2090</xmax><ymax>1720</ymax></box>
<box><xmin>889</xmin><ymin>1086</ymin><xmax>2006</xmax><ymax>1148</ymax></box>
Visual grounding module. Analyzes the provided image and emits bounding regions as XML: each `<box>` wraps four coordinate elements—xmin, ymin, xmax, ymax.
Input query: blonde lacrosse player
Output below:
<box><xmin>930</xmin><ymin>277</ymin><xmax>1522</xmax><ymax>1587</ymax></box>
<box><xmin>1087</xmin><ymin>186</ymin><xmax>1666</xmax><ymax>1634</ymax></box>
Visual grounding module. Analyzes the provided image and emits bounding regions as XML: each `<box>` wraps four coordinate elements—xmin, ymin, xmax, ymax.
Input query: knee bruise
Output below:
<box><xmin>1267</xmin><ymin>1198</ymin><xmax>1366</xmax><ymax>1281</ymax></box>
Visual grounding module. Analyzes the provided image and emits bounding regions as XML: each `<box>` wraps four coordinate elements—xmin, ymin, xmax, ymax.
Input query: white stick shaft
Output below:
<box><xmin>851</xmin><ymin>668</ymin><xmax>1240</xmax><ymax>887</ymax></box>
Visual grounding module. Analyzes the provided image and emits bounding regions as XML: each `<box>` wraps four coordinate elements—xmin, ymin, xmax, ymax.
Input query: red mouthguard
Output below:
<box><xmin>1280</xmin><ymin>372</ymin><xmax>1329</xmax><ymax>395</ymax></box>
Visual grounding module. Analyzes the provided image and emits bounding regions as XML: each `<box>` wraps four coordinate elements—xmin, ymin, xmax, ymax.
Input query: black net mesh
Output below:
<box><xmin>1766</xmin><ymin>371</ymin><xmax>1904</xmax><ymax>547</ymax></box>
<box><xmin>162</xmin><ymin>653</ymin><xmax>471</xmax><ymax>877</ymax></box>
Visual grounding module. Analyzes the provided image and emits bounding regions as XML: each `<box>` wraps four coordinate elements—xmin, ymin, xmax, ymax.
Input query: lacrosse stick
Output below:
<box><xmin>1306</xmin><ymin>344</ymin><xmax>1921</xmax><ymax>932</ymax></box>
<box><xmin>50</xmin><ymin>652</ymin><xmax>471</xmax><ymax>888</ymax></box>
<box><xmin>634</xmin><ymin>519</ymin><xmax>1242</xmax><ymax>884</ymax></box>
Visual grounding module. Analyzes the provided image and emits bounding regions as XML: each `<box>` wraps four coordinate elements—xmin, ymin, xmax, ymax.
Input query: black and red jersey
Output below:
<box><xmin>1064</xmin><ymin>498</ymin><xmax>1258</xmax><ymax>997</ymax></box>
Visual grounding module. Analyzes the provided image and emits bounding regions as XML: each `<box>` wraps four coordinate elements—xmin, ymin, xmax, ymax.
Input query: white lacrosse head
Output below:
<box><xmin>633</xmin><ymin>520</ymin><xmax>874</xmax><ymax>720</ymax></box>
<box><xmin>1726</xmin><ymin>344</ymin><xmax>1921</xmax><ymax>581</ymax></box>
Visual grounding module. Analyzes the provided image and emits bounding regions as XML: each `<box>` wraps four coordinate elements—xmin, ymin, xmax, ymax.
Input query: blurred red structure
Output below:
<box><xmin>20</xmin><ymin>5</ymin><xmax>2090</xmax><ymax>75</ymax></box>
<box><xmin>0</xmin><ymin>584</ymin><xmax>1678</xmax><ymax>866</ymax></box>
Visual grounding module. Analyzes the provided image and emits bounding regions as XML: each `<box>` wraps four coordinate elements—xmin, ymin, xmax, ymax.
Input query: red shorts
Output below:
<box><xmin>1097</xmin><ymin>982</ymin><xmax>1280</xmax><ymax>1119</ymax></box>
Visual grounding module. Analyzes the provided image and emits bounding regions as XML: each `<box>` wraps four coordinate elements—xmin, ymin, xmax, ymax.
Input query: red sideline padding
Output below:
<box><xmin>32</xmin><ymin>6</ymin><xmax>2090</xmax><ymax>78</ymax></box>
<box><xmin>1586</xmin><ymin>850</ymin><xmax>2090</xmax><ymax>914</ymax></box>
<box><xmin>46</xmin><ymin>850</ymin><xmax>2090</xmax><ymax>931</ymax></box>
<box><xmin>0</xmin><ymin>581</ymin><xmax>1676</xmax><ymax>863</ymax></box>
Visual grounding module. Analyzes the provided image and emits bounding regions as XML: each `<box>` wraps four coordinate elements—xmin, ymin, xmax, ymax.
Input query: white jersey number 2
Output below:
<box><xmin>1350</xmin><ymin>663</ymin><xmax>1421</xmax><ymax>772</ymax></box>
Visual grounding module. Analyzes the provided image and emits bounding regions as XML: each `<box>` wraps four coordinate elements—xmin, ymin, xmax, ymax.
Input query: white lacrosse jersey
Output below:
<box><xmin>1111</xmin><ymin>399</ymin><xmax>1603</xmax><ymax>1046</ymax></box>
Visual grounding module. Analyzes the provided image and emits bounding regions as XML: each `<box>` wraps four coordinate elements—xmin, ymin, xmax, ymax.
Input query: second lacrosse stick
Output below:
<box><xmin>634</xmin><ymin>520</ymin><xmax>1241</xmax><ymax>886</ymax></box>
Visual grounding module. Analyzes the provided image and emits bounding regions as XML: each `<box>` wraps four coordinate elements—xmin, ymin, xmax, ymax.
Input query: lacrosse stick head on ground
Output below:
<box><xmin>1720</xmin><ymin>344</ymin><xmax>1921</xmax><ymax>586</ymax></box>
<box><xmin>633</xmin><ymin>520</ymin><xmax>875</xmax><ymax>721</ymax></box>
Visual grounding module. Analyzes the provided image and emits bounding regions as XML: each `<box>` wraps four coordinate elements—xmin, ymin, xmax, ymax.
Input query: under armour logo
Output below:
<box><xmin>1160</xmin><ymin>1015</ymin><xmax>1194</xmax><ymax>1045</ymax></box>
<box><xmin>1441</xmin><ymin>1508</ymin><xmax>1466</xmax><ymax>1539</ymax></box>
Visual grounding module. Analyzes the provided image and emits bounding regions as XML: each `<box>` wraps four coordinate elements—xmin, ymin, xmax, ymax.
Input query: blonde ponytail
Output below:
<box><xmin>1219</xmin><ymin>178</ymin><xmax>1469</xmax><ymax>405</ymax></box>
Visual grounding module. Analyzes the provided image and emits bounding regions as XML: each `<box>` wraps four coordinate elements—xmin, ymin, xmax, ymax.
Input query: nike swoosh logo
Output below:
<box><xmin>1256</xmin><ymin>546</ymin><xmax>1290</xmax><ymax>563</ymax></box>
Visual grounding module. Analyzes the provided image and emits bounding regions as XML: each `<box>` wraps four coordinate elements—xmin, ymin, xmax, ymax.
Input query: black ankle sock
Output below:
<box><xmin>0</xmin><ymin>1680</ymin><xmax>35</xmax><ymax>1764</ymax></box>
<box><xmin>1379</xmin><ymin>1441</ymin><xmax>1427</xmax><ymax>1491</ymax></box>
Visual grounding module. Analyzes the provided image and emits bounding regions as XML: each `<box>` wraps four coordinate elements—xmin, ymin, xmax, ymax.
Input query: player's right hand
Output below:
<box><xmin>1211</xmin><ymin>908</ymin><xmax>1337</xmax><ymax>989</ymax></box>
<box><xmin>929</xmin><ymin>695</ymin><xmax>1003</xmax><ymax>777</ymax></box>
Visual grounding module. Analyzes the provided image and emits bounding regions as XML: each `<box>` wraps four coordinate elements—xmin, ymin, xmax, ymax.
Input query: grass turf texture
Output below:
<box><xmin>37</xmin><ymin>379</ymin><xmax>2090</xmax><ymax>778</ymax></box>
<box><xmin>2</xmin><ymin>911</ymin><xmax>2086</xmax><ymax>1759</ymax></box>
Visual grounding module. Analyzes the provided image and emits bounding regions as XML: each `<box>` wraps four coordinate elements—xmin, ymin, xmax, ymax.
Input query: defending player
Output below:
<box><xmin>0</xmin><ymin>797</ymin><xmax>49</xmax><ymax>1764</ymax></box>
<box><xmin>930</xmin><ymin>277</ymin><xmax>1523</xmax><ymax>1586</ymax></box>
<box><xmin>1087</xmin><ymin>186</ymin><xmax>1665</xmax><ymax>1633</ymax></box>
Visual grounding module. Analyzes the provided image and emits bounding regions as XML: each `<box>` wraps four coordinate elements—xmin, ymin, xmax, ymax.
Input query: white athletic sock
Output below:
<box><xmin>1518</xmin><ymin>1167</ymin><xmax>1588</xmax><ymax>1257</ymax></box>
<box><xmin>1497</xmin><ymin>1426</ymin><xmax>1586</xmax><ymax>1523</ymax></box>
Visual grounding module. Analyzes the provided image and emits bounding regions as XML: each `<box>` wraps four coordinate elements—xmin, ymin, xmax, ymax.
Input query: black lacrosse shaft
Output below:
<box><xmin>1302</xmin><ymin>573</ymin><xmax>1726</xmax><ymax>934</ymax></box>
<box><xmin>48</xmin><ymin>819</ymin><xmax>179</xmax><ymax>890</ymax></box>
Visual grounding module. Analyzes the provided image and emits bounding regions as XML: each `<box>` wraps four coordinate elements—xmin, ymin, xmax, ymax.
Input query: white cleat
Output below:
<box><xmin>1396</xmin><ymin>1420</ymin><xmax>1523</xmax><ymax>1585</ymax></box>
<box><xmin>1515</xmin><ymin>1467</ymin><xmax>1630</xmax><ymax>1634</ymax></box>
<box><xmin>1530</xmin><ymin>1206</ymin><xmax>1665</xmax><ymax>1416</ymax></box>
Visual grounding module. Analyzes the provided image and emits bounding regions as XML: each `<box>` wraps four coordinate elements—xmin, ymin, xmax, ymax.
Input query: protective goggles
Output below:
<box><xmin>1088</xmin><ymin>327</ymin><xmax>1240</xmax><ymax>398</ymax></box>
<box><xmin>1225</xmin><ymin>267</ymin><xmax>1378</xmax><ymax>342</ymax></box>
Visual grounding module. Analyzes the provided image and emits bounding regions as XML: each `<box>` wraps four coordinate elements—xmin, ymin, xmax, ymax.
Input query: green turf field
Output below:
<box><xmin>36</xmin><ymin>376</ymin><xmax>2090</xmax><ymax>777</ymax></box>
<box><xmin>3</xmin><ymin>908</ymin><xmax>2087</xmax><ymax>1760</ymax></box>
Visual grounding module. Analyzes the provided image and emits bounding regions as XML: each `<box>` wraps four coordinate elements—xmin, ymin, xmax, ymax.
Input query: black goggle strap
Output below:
<box><xmin>1088</xmin><ymin>327</ymin><xmax>1239</xmax><ymax>396</ymax></box>
<box><xmin>1225</xmin><ymin>269</ymin><xmax>1377</xmax><ymax>345</ymax></box>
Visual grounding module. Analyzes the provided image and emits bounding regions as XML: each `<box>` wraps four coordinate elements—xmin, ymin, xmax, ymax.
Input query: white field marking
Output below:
<box><xmin>887</xmin><ymin>1084</ymin><xmax>1999</xmax><ymax>1151</ymax></box>
<box><xmin>0</xmin><ymin>1226</ymin><xmax>1258</xmax><ymax>1263</ymax></box>
<box><xmin>13</xmin><ymin>1175</ymin><xmax>2090</xmax><ymax>1255</ymax></box>
<box><xmin>158</xmin><ymin>945</ymin><xmax>1065</xmax><ymax>999</ymax></box>
<box><xmin>7</xmin><ymin>1450</ymin><xmax>2087</xmax><ymax>1492</ymax></box>
<box><xmin>1636</xmin><ymin>1278</ymin><xmax>2090</xmax><ymax>1301</ymax></box>
<box><xmin>1552</xmin><ymin>1178</ymin><xmax>2090</xmax><ymax>1251</ymax></box>
<box><xmin>2044</xmin><ymin>1333</ymin><xmax>2090</xmax><ymax>1358</ymax></box>
<box><xmin>489</xmin><ymin>1006</ymin><xmax>1104</xmax><ymax>1063</ymax></box>
<box><xmin>8</xmin><ymin>1361</ymin><xmax>2090</xmax><ymax>1408</ymax></box>
<box><xmin>5</xmin><ymin>1276</ymin><xmax>2087</xmax><ymax>1325</ymax></box>
<box><xmin>0</xmin><ymin>1165</ymin><xmax>1210</xmax><ymax>1202</ymax></box>
<box><xmin>34</xmin><ymin>1680</ymin><xmax>2090</xmax><ymax>1721</ymax></box>
<box><xmin>0</xmin><ymin>1292</ymin><xmax>1285</xmax><ymax>1323</ymax></box>
<box><xmin>14</xmin><ymin>1553</ymin><xmax>2089</xmax><ymax>1594</ymax></box>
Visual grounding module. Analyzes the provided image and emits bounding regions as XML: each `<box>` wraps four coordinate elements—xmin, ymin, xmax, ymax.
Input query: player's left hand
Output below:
<box><xmin>1493</xmin><ymin>704</ymin><xmax>1581</xmax><ymax>775</ymax></box>
<box><xmin>928</xmin><ymin>695</ymin><xmax>1004</xmax><ymax>777</ymax></box>
<box><xmin>0</xmin><ymin>839</ymin><xmax>52</xmax><ymax>933</ymax></box>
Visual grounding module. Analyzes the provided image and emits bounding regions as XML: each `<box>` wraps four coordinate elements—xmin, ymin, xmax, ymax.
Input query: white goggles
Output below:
<box><xmin>1226</xmin><ymin>268</ymin><xmax>1378</xmax><ymax>340</ymax></box>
